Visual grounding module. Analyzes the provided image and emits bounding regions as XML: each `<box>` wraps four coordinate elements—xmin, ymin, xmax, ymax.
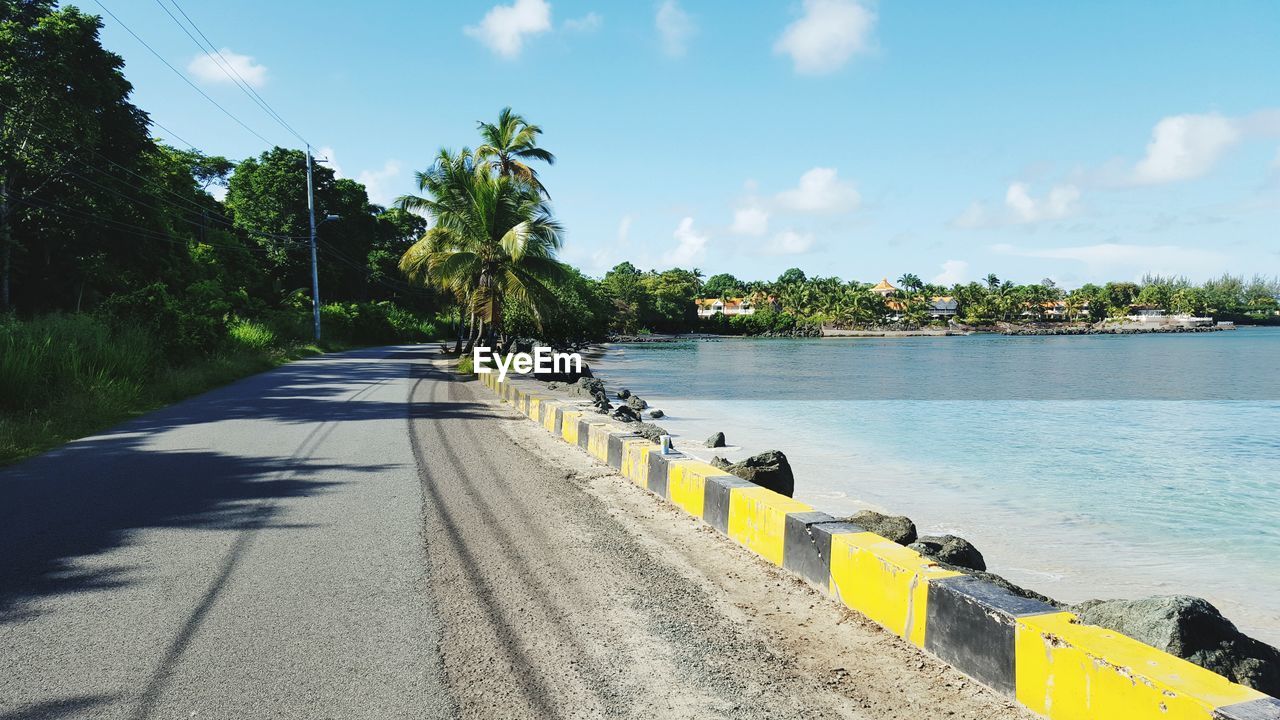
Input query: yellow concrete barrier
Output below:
<box><xmin>1014</xmin><ymin>611</ymin><xmax>1269</xmax><ymax>720</ymax></box>
<box><xmin>726</xmin><ymin>486</ymin><xmax>814</xmax><ymax>566</ymax></box>
<box><xmin>829</xmin><ymin>532</ymin><xmax>963</xmax><ymax>648</ymax></box>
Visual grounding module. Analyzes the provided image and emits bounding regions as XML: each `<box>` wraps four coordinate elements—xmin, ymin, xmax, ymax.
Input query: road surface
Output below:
<box><xmin>0</xmin><ymin>347</ymin><xmax>1027</xmax><ymax>719</ymax></box>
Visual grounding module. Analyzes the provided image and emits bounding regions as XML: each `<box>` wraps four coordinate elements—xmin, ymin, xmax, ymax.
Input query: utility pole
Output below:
<box><xmin>305</xmin><ymin>144</ymin><xmax>321</xmax><ymax>342</ymax></box>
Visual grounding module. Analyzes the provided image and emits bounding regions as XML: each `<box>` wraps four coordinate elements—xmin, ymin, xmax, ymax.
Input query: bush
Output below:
<box><xmin>456</xmin><ymin>354</ymin><xmax>474</xmax><ymax>374</ymax></box>
<box><xmin>0</xmin><ymin>313</ymin><xmax>158</xmax><ymax>413</ymax></box>
<box><xmin>319</xmin><ymin>301</ymin><xmax>440</xmax><ymax>346</ymax></box>
<box><xmin>227</xmin><ymin>318</ymin><xmax>277</xmax><ymax>351</ymax></box>
<box><xmin>96</xmin><ymin>282</ymin><xmax>224</xmax><ymax>360</ymax></box>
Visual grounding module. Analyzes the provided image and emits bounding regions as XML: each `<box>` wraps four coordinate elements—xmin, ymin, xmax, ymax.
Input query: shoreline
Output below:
<box><xmin>489</xmin><ymin>366</ymin><xmax>1280</xmax><ymax>706</ymax></box>
<box><xmin>580</xmin><ymin>335</ymin><xmax>1280</xmax><ymax>655</ymax></box>
<box><xmin>606</xmin><ymin>321</ymin><xmax>1242</xmax><ymax>344</ymax></box>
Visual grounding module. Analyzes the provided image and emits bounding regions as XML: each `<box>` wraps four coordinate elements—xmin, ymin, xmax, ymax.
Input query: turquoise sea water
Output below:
<box><xmin>590</xmin><ymin>327</ymin><xmax>1280</xmax><ymax>645</ymax></box>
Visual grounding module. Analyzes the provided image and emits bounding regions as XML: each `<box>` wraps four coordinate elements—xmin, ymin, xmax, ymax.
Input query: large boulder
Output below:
<box><xmin>591</xmin><ymin>395</ymin><xmax>612</xmax><ymax>414</ymax></box>
<box><xmin>843</xmin><ymin>510</ymin><xmax>917</xmax><ymax>545</ymax></box>
<box><xmin>617</xmin><ymin>388</ymin><xmax>631</xmax><ymax>399</ymax></box>
<box><xmin>626</xmin><ymin>395</ymin><xmax>648</xmax><ymax>411</ymax></box>
<box><xmin>909</xmin><ymin>534</ymin><xmax>986</xmax><ymax>571</ymax></box>
<box><xmin>705</xmin><ymin>432</ymin><xmax>726</xmax><ymax>448</ymax></box>
<box><xmin>611</xmin><ymin>405</ymin><xmax>640</xmax><ymax>423</ymax></box>
<box><xmin>632</xmin><ymin>422</ymin><xmax>668</xmax><ymax>443</ymax></box>
<box><xmin>648</xmin><ymin>409</ymin><xmax>664</xmax><ymax>419</ymax></box>
<box><xmin>1070</xmin><ymin>596</ymin><xmax>1280</xmax><ymax>696</ymax></box>
<box><xmin>711</xmin><ymin>450</ymin><xmax>795</xmax><ymax>497</ymax></box>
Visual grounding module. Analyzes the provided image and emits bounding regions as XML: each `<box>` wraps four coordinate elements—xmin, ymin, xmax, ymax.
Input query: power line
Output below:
<box><xmin>92</xmin><ymin>0</ymin><xmax>277</xmax><ymax>148</ymax></box>
<box><xmin>151</xmin><ymin>0</ymin><xmax>309</xmax><ymax>147</ymax></box>
<box><xmin>0</xmin><ymin>103</ymin><xmax>299</xmax><ymax>243</ymax></box>
<box><xmin>2</xmin><ymin>190</ymin><xmax>288</xmax><ymax>255</ymax></box>
<box><xmin>147</xmin><ymin>117</ymin><xmax>199</xmax><ymax>151</ymax></box>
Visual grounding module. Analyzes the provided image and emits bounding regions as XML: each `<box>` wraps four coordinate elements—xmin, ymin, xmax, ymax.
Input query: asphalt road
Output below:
<box><xmin>0</xmin><ymin>347</ymin><xmax>450</xmax><ymax>720</ymax></box>
<box><xmin>1</xmin><ymin>347</ymin><xmax>1027</xmax><ymax>720</ymax></box>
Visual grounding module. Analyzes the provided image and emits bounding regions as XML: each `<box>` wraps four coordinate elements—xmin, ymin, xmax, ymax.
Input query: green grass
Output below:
<box><xmin>456</xmin><ymin>354</ymin><xmax>474</xmax><ymax>374</ymax></box>
<box><xmin>0</xmin><ymin>313</ymin><xmax>329</xmax><ymax>466</ymax></box>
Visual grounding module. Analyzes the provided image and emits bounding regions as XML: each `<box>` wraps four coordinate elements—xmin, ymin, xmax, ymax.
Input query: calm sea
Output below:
<box><xmin>589</xmin><ymin>327</ymin><xmax>1280</xmax><ymax>645</ymax></box>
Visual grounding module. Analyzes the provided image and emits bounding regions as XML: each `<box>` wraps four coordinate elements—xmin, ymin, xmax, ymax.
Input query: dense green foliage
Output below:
<box><xmin>0</xmin><ymin>1</ymin><xmax>443</xmax><ymax>461</ymax></box>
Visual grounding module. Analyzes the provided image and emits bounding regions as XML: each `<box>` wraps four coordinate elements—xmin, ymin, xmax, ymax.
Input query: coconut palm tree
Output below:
<box><xmin>397</xmin><ymin>148</ymin><xmax>567</xmax><ymax>347</ymax></box>
<box><xmin>475</xmin><ymin>107</ymin><xmax>556</xmax><ymax>196</ymax></box>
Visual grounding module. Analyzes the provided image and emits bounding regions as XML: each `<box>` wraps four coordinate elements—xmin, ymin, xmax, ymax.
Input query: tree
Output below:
<box><xmin>985</xmin><ymin>273</ymin><xmax>1001</xmax><ymax>291</ymax></box>
<box><xmin>897</xmin><ymin>273</ymin><xmax>923</xmax><ymax>292</ymax></box>
<box><xmin>0</xmin><ymin>1</ymin><xmax>150</xmax><ymax>310</ymax></box>
<box><xmin>397</xmin><ymin>148</ymin><xmax>566</xmax><ymax>345</ymax></box>
<box><xmin>702</xmin><ymin>272</ymin><xmax>742</xmax><ymax>299</ymax></box>
<box><xmin>475</xmin><ymin>107</ymin><xmax>555</xmax><ymax>196</ymax></box>
<box><xmin>777</xmin><ymin>267</ymin><xmax>807</xmax><ymax>285</ymax></box>
<box><xmin>642</xmin><ymin>268</ymin><xmax>702</xmax><ymax>333</ymax></box>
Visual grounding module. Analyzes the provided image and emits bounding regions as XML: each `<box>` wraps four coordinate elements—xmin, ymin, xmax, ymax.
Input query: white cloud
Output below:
<box><xmin>764</xmin><ymin>229</ymin><xmax>814</xmax><ymax>255</ymax></box>
<box><xmin>1005</xmin><ymin>182</ymin><xmax>1080</xmax><ymax>223</ymax></box>
<box><xmin>617</xmin><ymin>215</ymin><xmax>633</xmax><ymax>245</ymax></box>
<box><xmin>316</xmin><ymin>146</ymin><xmax>342</xmax><ymax>176</ymax></box>
<box><xmin>357</xmin><ymin>160</ymin><xmax>403</xmax><ymax>206</ymax></box>
<box><xmin>775</xmin><ymin>167</ymin><xmax>860</xmax><ymax>212</ymax></box>
<box><xmin>564</xmin><ymin>11</ymin><xmax>602</xmax><ymax>32</ymax></box>
<box><xmin>187</xmin><ymin>48</ymin><xmax>267</xmax><ymax>87</ymax></box>
<box><xmin>664</xmin><ymin>216</ymin><xmax>708</xmax><ymax>265</ymax></box>
<box><xmin>656</xmin><ymin>0</ymin><xmax>696</xmax><ymax>57</ymax></box>
<box><xmin>465</xmin><ymin>0</ymin><xmax>552</xmax><ymax>59</ymax></box>
<box><xmin>991</xmin><ymin>242</ymin><xmax>1227</xmax><ymax>278</ymax></box>
<box><xmin>950</xmin><ymin>202</ymin><xmax>987</xmax><ymax>229</ymax></box>
<box><xmin>730</xmin><ymin>206</ymin><xmax>769</xmax><ymax>236</ymax></box>
<box><xmin>314</xmin><ymin>147</ymin><xmax>402</xmax><ymax>207</ymax></box>
<box><xmin>933</xmin><ymin>260</ymin><xmax>969</xmax><ymax>285</ymax></box>
<box><xmin>774</xmin><ymin>0</ymin><xmax>875</xmax><ymax>75</ymax></box>
<box><xmin>953</xmin><ymin>182</ymin><xmax>1079</xmax><ymax>228</ymax></box>
<box><xmin>1131</xmin><ymin>113</ymin><xmax>1241</xmax><ymax>185</ymax></box>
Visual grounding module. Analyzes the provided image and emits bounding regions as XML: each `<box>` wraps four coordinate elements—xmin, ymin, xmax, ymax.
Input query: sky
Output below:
<box><xmin>92</xmin><ymin>0</ymin><xmax>1280</xmax><ymax>287</ymax></box>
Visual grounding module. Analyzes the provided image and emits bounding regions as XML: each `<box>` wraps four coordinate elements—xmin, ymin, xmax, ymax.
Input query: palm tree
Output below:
<box><xmin>985</xmin><ymin>273</ymin><xmax>1001</xmax><ymax>291</ymax></box>
<box><xmin>898</xmin><ymin>273</ymin><xmax>924</xmax><ymax>293</ymax></box>
<box><xmin>475</xmin><ymin>107</ymin><xmax>556</xmax><ymax>196</ymax></box>
<box><xmin>398</xmin><ymin>149</ymin><xmax>567</xmax><ymax>347</ymax></box>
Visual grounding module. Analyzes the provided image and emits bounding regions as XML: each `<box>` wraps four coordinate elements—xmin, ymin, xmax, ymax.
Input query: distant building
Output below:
<box><xmin>870</xmin><ymin>278</ymin><xmax>898</xmax><ymax>297</ymax></box>
<box><xmin>928</xmin><ymin>296</ymin><xmax>958</xmax><ymax>319</ymax></box>
<box><xmin>872</xmin><ymin>279</ymin><xmax>956</xmax><ymax>320</ymax></box>
<box><xmin>1126</xmin><ymin>304</ymin><xmax>1213</xmax><ymax>326</ymax></box>
<box><xmin>696</xmin><ymin>297</ymin><xmax>757</xmax><ymax>318</ymax></box>
<box><xmin>1037</xmin><ymin>300</ymin><xmax>1090</xmax><ymax>320</ymax></box>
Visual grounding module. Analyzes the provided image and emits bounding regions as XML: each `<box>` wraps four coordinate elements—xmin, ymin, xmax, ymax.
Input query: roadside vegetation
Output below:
<box><xmin>3</xmin><ymin>2</ymin><xmax>1277</xmax><ymax>461</ymax></box>
<box><xmin>0</xmin><ymin>2</ymin><xmax>442</xmax><ymax>462</ymax></box>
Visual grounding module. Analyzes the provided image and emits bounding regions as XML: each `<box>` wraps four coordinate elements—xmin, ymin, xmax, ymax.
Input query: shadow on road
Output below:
<box><xmin>0</xmin><ymin>347</ymin><xmax>420</xmax><ymax>627</ymax></box>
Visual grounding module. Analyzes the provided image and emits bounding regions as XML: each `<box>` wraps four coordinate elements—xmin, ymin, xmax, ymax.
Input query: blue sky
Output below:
<box><xmin>94</xmin><ymin>0</ymin><xmax>1280</xmax><ymax>286</ymax></box>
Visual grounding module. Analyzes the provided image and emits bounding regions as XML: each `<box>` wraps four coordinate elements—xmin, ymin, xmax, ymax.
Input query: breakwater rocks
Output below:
<box><xmin>483</xmin><ymin>371</ymin><xmax>1280</xmax><ymax>716</ymax></box>
<box><xmin>1005</xmin><ymin>325</ymin><xmax>1228</xmax><ymax>336</ymax></box>
<box><xmin>1072</xmin><ymin>596</ymin><xmax>1280</xmax><ymax>696</ymax></box>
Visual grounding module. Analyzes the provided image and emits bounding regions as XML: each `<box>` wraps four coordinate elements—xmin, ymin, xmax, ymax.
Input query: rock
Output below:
<box><xmin>546</xmin><ymin>381</ymin><xmax>560</xmax><ymax>390</ymax></box>
<box><xmin>626</xmin><ymin>395</ymin><xmax>648</xmax><ymax>411</ymax></box>
<box><xmin>705</xmin><ymin>432</ymin><xmax>726</xmax><ymax>448</ymax></box>
<box><xmin>632</xmin><ymin>422</ymin><xmax>668</xmax><ymax>443</ymax></box>
<box><xmin>617</xmin><ymin>388</ymin><xmax>631</xmax><ymax>399</ymax></box>
<box><xmin>532</xmin><ymin>360</ymin><xmax>592</xmax><ymax>383</ymax></box>
<box><xmin>557</xmin><ymin>377</ymin><xmax>605</xmax><ymax>398</ymax></box>
<box><xmin>908</xmin><ymin>535</ymin><xmax>986</xmax><ymax>571</ymax></box>
<box><xmin>649</xmin><ymin>409</ymin><xmax>664</xmax><ymax>419</ymax></box>
<box><xmin>1070</xmin><ymin>596</ymin><xmax>1280</xmax><ymax>696</ymax></box>
<box><xmin>611</xmin><ymin>405</ymin><xmax>640</xmax><ymax>423</ymax></box>
<box><xmin>843</xmin><ymin>510</ymin><xmax>917</xmax><ymax>545</ymax></box>
<box><xmin>591</xmin><ymin>395</ymin><xmax>612</xmax><ymax>414</ymax></box>
<box><xmin>962</xmin><ymin>570</ymin><xmax>1060</xmax><ymax>607</ymax></box>
<box><xmin>711</xmin><ymin>450</ymin><xmax>795</xmax><ymax>497</ymax></box>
